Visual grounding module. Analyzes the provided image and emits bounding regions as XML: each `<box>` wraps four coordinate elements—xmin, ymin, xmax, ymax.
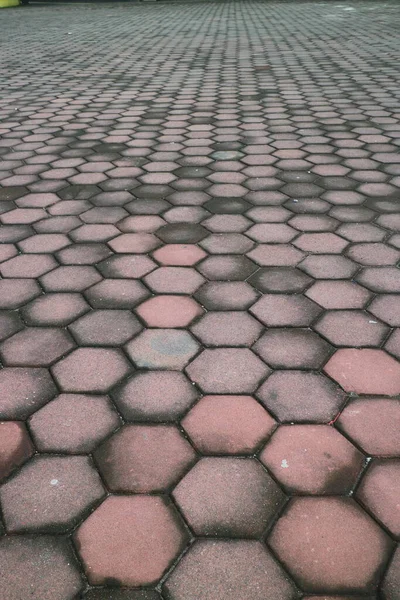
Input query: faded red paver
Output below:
<box><xmin>1</xmin><ymin>0</ymin><xmax>400</xmax><ymax>598</ymax></box>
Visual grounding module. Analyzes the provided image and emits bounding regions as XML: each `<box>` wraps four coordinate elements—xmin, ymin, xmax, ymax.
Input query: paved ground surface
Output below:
<box><xmin>0</xmin><ymin>0</ymin><xmax>400</xmax><ymax>598</ymax></box>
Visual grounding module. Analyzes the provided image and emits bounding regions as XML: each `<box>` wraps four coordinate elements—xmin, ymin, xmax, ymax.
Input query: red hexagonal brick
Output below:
<box><xmin>22</xmin><ymin>293</ymin><xmax>89</xmax><ymax>326</ymax></box>
<box><xmin>163</xmin><ymin>539</ymin><xmax>297</xmax><ymax>600</ymax></box>
<box><xmin>0</xmin><ymin>455</ymin><xmax>104</xmax><ymax>533</ymax></box>
<box><xmin>260</xmin><ymin>425</ymin><xmax>364</xmax><ymax>494</ymax></box>
<box><xmin>0</xmin><ymin>421</ymin><xmax>34</xmax><ymax>482</ymax></box>
<box><xmin>94</xmin><ymin>424</ymin><xmax>196</xmax><ymax>492</ymax></box>
<box><xmin>357</xmin><ymin>459</ymin><xmax>400</xmax><ymax>538</ymax></box>
<box><xmin>153</xmin><ymin>244</ymin><xmax>206</xmax><ymax>265</ymax></box>
<box><xmin>29</xmin><ymin>394</ymin><xmax>120</xmax><ymax>453</ymax></box>
<box><xmin>0</xmin><ymin>367</ymin><xmax>57</xmax><ymax>419</ymax></box>
<box><xmin>337</xmin><ymin>398</ymin><xmax>400</xmax><ymax>457</ymax></box>
<box><xmin>0</xmin><ymin>327</ymin><xmax>75</xmax><ymax>366</ymax></box>
<box><xmin>305</xmin><ymin>280</ymin><xmax>372</xmax><ymax>309</ymax></box>
<box><xmin>136</xmin><ymin>295</ymin><xmax>203</xmax><ymax>327</ymax></box>
<box><xmin>113</xmin><ymin>371</ymin><xmax>198</xmax><ymax>421</ymax></box>
<box><xmin>191</xmin><ymin>311</ymin><xmax>263</xmax><ymax>346</ymax></box>
<box><xmin>182</xmin><ymin>395</ymin><xmax>276</xmax><ymax>455</ymax></box>
<box><xmin>69</xmin><ymin>309</ymin><xmax>142</xmax><ymax>345</ymax></box>
<box><xmin>52</xmin><ymin>348</ymin><xmax>131</xmax><ymax>393</ymax></box>
<box><xmin>108</xmin><ymin>233</ymin><xmax>160</xmax><ymax>253</ymax></box>
<box><xmin>0</xmin><ymin>536</ymin><xmax>83</xmax><ymax>600</ymax></box>
<box><xmin>0</xmin><ymin>278</ymin><xmax>41</xmax><ymax>309</ymax></box>
<box><xmin>257</xmin><ymin>370</ymin><xmax>345</xmax><ymax>423</ymax></box>
<box><xmin>314</xmin><ymin>310</ymin><xmax>389</xmax><ymax>347</ymax></box>
<box><xmin>144</xmin><ymin>266</ymin><xmax>205</xmax><ymax>294</ymax></box>
<box><xmin>269</xmin><ymin>497</ymin><xmax>392</xmax><ymax>593</ymax></box>
<box><xmin>250</xmin><ymin>294</ymin><xmax>321</xmax><ymax>327</ymax></box>
<box><xmin>187</xmin><ymin>348</ymin><xmax>269</xmax><ymax>394</ymax></box>
<box><xmin>126</xmin><ymin>329</ymin><xmax>199</xmax><ymax>369</ymax></box>
<box><xmin>382</xmin><ymin>546</ymin><xmax>400</xmax><ymax>600</ymax></box>
<box><xmin>324</xmin><ymin>349</ymin><xmax>400</xmax><ymax>395</ymax></box>
<box><xmin>173</xmin><ymin>457</ymin><xmax>285</xmax><ymax>537</ymax></box>
<box><xmin>254</xmin><ymin>328</ymin><xmax>332</xmax><ymax>369</ymax></box>
<box><xmin>75</xmin><ymin>496</ymin><xmax>188</xmax><ymax>586</ymax></box>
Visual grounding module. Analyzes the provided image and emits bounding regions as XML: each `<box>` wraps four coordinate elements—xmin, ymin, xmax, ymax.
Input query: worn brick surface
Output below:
<box><xmin>1</xmin><ymin>0</ymin><xmax>400</xmax><ymax>597</ymax></box>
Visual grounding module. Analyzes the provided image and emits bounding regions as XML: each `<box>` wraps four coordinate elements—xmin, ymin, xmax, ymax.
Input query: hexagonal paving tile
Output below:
<box><xmin>173</xmin><ymin>457</ymin><xmax>285</xmax><ymax>537</ymax></box>
<box><xmin>136</xmin><ymin>295</ymin><xmax>203</xmax><ymax>327</ymax></box>
<box><xmin>69</xmin><ymin>309</ymin><xmax>142</xmax><ymax>345</ymax></box>
<box><xmin>253</xmin><ymin>328</ymin><xmax>332</xmax><ymax>369</ymax></box>
<box><xmin>84</xmin><ymin>278</ymin><xmax>150</xmax><ymax>309</ymax></box>
<box><xmin>94</xmin><ymin>424</ymin><xmax>196</xmax><ymax>492</ymax></box>
<box><xmin>260</xmin><ymin>425</ymin><xmax>364</xmax><ymax>494</ymax></box>
<box><xmin>257</xmin><ymin>371</ymin><xmax>346</xmax><ymax>423</ymax></box>
<box><xmin>156</xmin><ymin>223</ymin><xmax>208</xmax><ymax>243</ymax></box>
<box><xmin>356</xmin><ymin>267</ymin><xmax>400</xmax><ymax>293</ymax></box>
<box><xmin>75</xmin><ymin>496</ymin><xmax>188</xmax><ymax>586</ymax></box>
<box><xmin>0</xmin><ymin>278</ymin><xmax>41</xmax><ymax>309</ymax></box>
<box><xmin>113</xmin><ymin>370</ymin><xmax>198</xmax><ymax>421</ymax></box>
<box><xmin>337</xmin><ymin>398</ymin><xmax>400</xmax><ymax>457</ymax></box>
<box><xmin>347</xmin><ymin>242</ymin><xmax>400</xmax><ymax>266</ymax></box>
<box><xmin>368</xmin><ymin>295</ymin><xmax>400</xmax><ymax>327</ymax></box>
<box><xmin>126</xmin><ymin>329</ymin><xmax>199</xmax><ymax>369</ymax></box>
<box><xmin>144</xmin><ymin>266</ymin><xmax>205</xmax><ymax>294</ymax></box>
<box><xmin>22</xmin><ymin>293</ymin><xmax>89</xmax><ymax>326</ymax></box>
<box><xmin>248</xmin><ymin>267</ymin><xmax>312</xmax><ymax>294</ymax></box>
<box><xmin>191</xmin><ymin>311</ymin><xmax>263</xmax><ymax>346</ymax></box>
<box><xmin>153</xmin><ymin>243</ymin><xmax>206</xmax><ymax>265</ymax></box>
<box><xmin>194</xmin><ymin>281</ymin><xmax>259</xmax><ymax>310</ymax></box>
<box><xmin>29</xmin><ymin>394</ymin><xmax>120</xmax><ymax>453</ymax></box>
<box><xmin>269</xmin><ymin>497</ymin><xmax>392</xmax><ymax>593</ymax></box>
<box><xmin>163</xmin><ymin>539</ymin><xmax>297</xmax><ymax>600</ymax></box>
<box><xmin>0</xmin><ymin>455</ymin><xmax>104</xmax><ymax>533</ymax></box>
<box><xmin>382</xmin><ymin>545</ymin><xmax>400</xmax><ymax>600</ymax></box>
<box><xmin>0</xmin><ymin>327</ymin><xmax>74</xmax><ymax>367</ymax></box>
<box><xmin>324</xmin><ymin>349</ymin><xmax>400</xmax><ymax>395</ymax></box>
<box><xmin>0</xmin><ymin>367</ymin><xmax>57</xmax><ymax>419</ymax></box>
<box><xmin>248</xmin><ymin>244</ymin><xmax>304</xmax><ymax>267</ymax></box>
<box><xmin>314</xmin><ymin>310</ymin><xmax>389</xmax><ymax>347</ymax></box>
<box><xmin>197</xmin><ymin>255</ymin><xmax>258</xmax><ymax>280</ymax></box>
<box><xmin>0</xmin><ymin>536</ymin><xmax>83</xmax><ymax>600</ymax></box>
<box><xmin>357</xmin><ymin>459</ymin><xmax>400</xmax><ymax>538</ymax></box>
<box><xmin>108</xmin><ymin>233</ymin><xmax>160</xmax><ymax>253</ymax></box>
<box><xmin>186</xmin><ymin>348</ymin><xmax>269</xmax><ymax>394</ymax></box>
<box><xmin>182</xmin><ymin>395</ymin><xmax>276</xmax><ymax>455</ymax></box>
<box><xmin>305</xmin><ymin>280</ymin><xmax>372</xmax><ymax>309</ymax></box>
<box><xmin>250</xmin><ymin>294</ymin><xmax>321</xmax><ymax>327</ymax></box>
<box><xmin>52</xmin><ymin>348</ymin><xmax>131</xmax><ymax>393</ymax></box>
<box><xmin>0</xmin><ymin>421</ymin><xmax>34</xmax><ymax>482</ymax></box>
<box><xmin>294</xmin><ymin>232</ymin><xmax>348</xmax><ymax>254</ymax></box>
<box><xmin>299</xmin><ymin>255</ymin><xmax>359</xmax><ymax>280</ymax></box>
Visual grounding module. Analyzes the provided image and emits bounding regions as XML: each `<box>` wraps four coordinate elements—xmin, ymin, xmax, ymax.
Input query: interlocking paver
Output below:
<box><xmin>0</xmin><ymin>536</ymin><xmax>83</xmax><ymax>600</ymax></box>
<box><xmin>254</xmin><ymin>328</ymin><xmax>332</xmax><ymax>369</ymax></box>
<box><xmin>29</xmin><ymin>394</ymin><xmax>120</xmax><ymax>453</ymax></box>
<box><xmin>269</xmin><ymin>497</ymin><xmax>392</xmax><ymax>593</ymax></box>
<box><xmin>357</xmin><ymin>460</ymin><xmax>400</xmax><ymax>538</ymax></box>
<box><xmin>2</xmin><ymin>1</ymin><xmax>400</xmax><ymax>597</ymax></box>
<box><xmin>0</xmin><ymin>455</ymin><xmax>104</xmax><ymax>533</ymax></box>
<box><xmin>163</xmin><ymin>540</ymin><xmax>297</xmax><ymax>600</ymax></box>
<box><xmin>94</xmin><ymin>424</ymin><xmax>196</xmax><ymax>492</ymax></box>
<box><xmin>0</xmin><ymin>421</ymin><xmax>33</xmax><ymax>482</ymax></box>
<box><xmin>257</xmin><ymin>370</ymin><xmax>346</xmax><ymax>423</ymax></box>
<box><xmin>187</xmin><ymin>348</ymin><xmax>269</xmax><ymax>394</ymax></box>
<box><xmin>75</xmin><ymin>496</ymin><xmax>188</xmax><ymax>586</ymax></box>
<box><xmin>260</xmin><ymin>425</ymin><xmax>364</xmax><ymax>494</ymax></box>
<box><xmin>113</xmin><ymin>370</ymin><xmax>198</xmax><ymax>421</ymax></box>
<box><xmin>182</xmin><ymin>395</ymin><xmax>276</xmax><ymax>455</ymax></box>
<box><xmin>173</xmin><ymin>457</ymin><xmax>285</xmax><ymax>537</ymax></box>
